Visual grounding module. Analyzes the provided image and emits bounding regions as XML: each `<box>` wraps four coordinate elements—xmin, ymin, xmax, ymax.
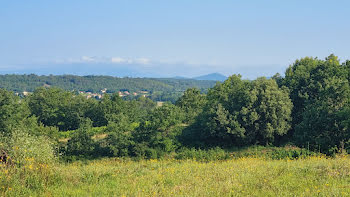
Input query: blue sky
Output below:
<box><xmin>1</xmin><ymin>0</ymin><xmax>349</xmax><ymax>78</ymax></box>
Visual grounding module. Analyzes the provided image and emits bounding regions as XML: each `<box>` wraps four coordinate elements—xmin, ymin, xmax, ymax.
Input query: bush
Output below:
<box><xmin>0</xmin><ymin>129</ymin><xmax>56</xmax><ymax>167</ymax></box>
<box><xmin>230</xmin><ymin>146</ymin><xmax>322</xmax><ymax>160</ymax></box>
<box><xmin>145</xmin><ymin>148</ymin><xmax>159</xmax><ymax>159</ymax></box>
<box><xmin>58</xmin><ymin>126</ymin><xmax>107</xmax><ymax>139</ymax></box>
<box><xmin>64</xmin><ymin>119</ymin><xmax>98</xmax><ymax>158</ymax></box>
<box><xmin>174</xmin><ymin>146</ymin><xmax>322</xmax><ymax>161</ymax></box>
<box><xmin>131</xmin><ymin>104</ymin><xmax>185</xmax><ymax>157</ymax></box>
<box><xmin>0</xmin><ymin>129</ymin><xmax>59</xmax><ymax>195</ymax></box>
<box><xmin>101</xmin><ymin>130</ymin><xmax>133</xmax><ymax>157</ymax></box>
<box><xmin>175</xmin><ymin>147</ymin><xmax>230</xmax><ymax>161</ymax></box>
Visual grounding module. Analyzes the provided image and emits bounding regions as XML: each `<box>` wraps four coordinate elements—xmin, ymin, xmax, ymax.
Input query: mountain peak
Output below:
<box><xmin>193</xmin><ymin>73</ymin><xmax>227</xmax><ymax>81</ymax></box>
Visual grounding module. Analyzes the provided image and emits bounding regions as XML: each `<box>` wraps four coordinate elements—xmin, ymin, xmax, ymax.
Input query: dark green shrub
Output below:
<box><xmin>175</xmin><ymin>147</ymin><xmax>230</xmax><ymax>161</ymax></box>
<box><xmin>230</xmin><ymin>146</ymin><xmax>322</xmax><ymax>160</ymax></box>
<box><xmin>65</xmin><ymin>119</ymin><xmax>98</xmax><ymax>157</ymax></box>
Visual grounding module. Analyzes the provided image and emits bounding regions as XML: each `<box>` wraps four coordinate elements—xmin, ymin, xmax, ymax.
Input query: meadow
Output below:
<box><xmin>1</xmin><ymin>55</ymin><xmax>350</xmax><ymax>196</ymax></box>
<box><xmin>2</xmin><ymin>156</ymin><xmax>350</xmax><ymax>196</ymax></box>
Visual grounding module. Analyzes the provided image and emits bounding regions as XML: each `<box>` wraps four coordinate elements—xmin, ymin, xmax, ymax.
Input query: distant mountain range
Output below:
<box><xmin>0</xmin><ymin>62</ymin><xmax>228</xmax><ymax>81</ymax></box>
<box><xmin>193</xmin><ymin>73</ymin><xmax>227</xmax><ymax>81</ymax></box>
<box><xmin>174</xmin><ymin>73</ymin><xmax>227</xmax><ymax>81</ymax></box>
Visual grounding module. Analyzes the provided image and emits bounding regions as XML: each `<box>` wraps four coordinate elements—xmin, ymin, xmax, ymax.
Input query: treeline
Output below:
<box><xmin>0</xmin><ymin>74</ymin><xmax>216</xmax><ymax>94</ymax></box>
<box><xmin>1</xmin><ymin>54</ymin><xmax>350</xmax><ymax>161</ymax></box>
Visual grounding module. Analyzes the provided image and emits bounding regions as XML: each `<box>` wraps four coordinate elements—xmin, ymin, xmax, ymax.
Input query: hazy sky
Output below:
<box><xmin>1</xmin><ymin>0</ymin><xmax>350</xmax><ymax>78</ymax></box>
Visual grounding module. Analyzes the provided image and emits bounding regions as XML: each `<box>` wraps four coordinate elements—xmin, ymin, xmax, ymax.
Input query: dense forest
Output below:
<box><xmin>0</xmin><ymin>75</ymin><xmax>217</xmax><ymax>103</ymax></box>
<box><xmin>0</xmin><ymin>74</ymin><xmax>216</xmax><ymax>93</ymax></box>
<box><xmin>1</xmin><ymin>54</ymin><xmax>350</xmax><ymax>163</ymax></box>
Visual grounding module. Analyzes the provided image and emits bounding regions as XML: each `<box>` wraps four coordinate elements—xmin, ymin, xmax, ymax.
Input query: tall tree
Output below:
<box><xmin>27</xmin><ymin>87</ymin><xmax>89</xmax><ymax>131</ymax></box>
<box><xmin>0</xmin><ymin>89</ymin><xmax>29</xmax><ymax>134</ymax></box>
<box><xmin>132</xmin><ymin>104</ymin><xmax>185</xmax><ymax>157</ymax></box>
<box><xmin>201</xmin><ymin>75</ymin><xmax>292</xmax><ymax>146</ymax></box>
<box><xmin>175</xmin><ymin>88</ymin><xmax>206</xmax><ymax>123</ymax></box>
<box><xmin>291</xmin><ymin>55</ymin><xmax>350</xmax><ymax>153</ymax></box>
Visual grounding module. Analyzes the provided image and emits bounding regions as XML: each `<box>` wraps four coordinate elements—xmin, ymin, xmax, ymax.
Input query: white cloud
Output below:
<box><xmin>81</xmin><ymin>56</ymin><xmax>95</xmax><ymax>62</ymax></box>
<box><xmin>55</xmin><ymin>56</ymin><xmax>207</xmax><ymax>68</ymax></box>
<box><xmin>111</xmin><ymin>57</ymin><xmax>151</xmax><ymax>65</ymax></box>
<box><xmin>135</xmin><ymin>58</ymin><xmax>150</xmax><ymax>64</ymax></box>
<box><xmin>111</xmin><ymin>57</ymin><xmax>126</xmax><ymax>63</ymax></box>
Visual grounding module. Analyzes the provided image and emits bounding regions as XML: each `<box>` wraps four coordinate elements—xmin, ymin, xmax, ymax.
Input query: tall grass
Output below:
<box><xmin>2</xmin><ymin>156</ymin><xmax>350</xmax><ymax>196</ymax></box>
<box><xmin>175</xmin><ymin>146</ymin><xmax>322</xmax><ymax>161</ymax></box>
<box><xmin>0</xmin><ymin>129</ymin><xmax>58</xmax><ymax>196</ymax></box>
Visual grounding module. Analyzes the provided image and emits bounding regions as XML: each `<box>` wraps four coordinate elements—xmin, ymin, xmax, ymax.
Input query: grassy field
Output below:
<box><xmin>2</xmin><ymin>156</ymin><xmax>350</xmax><ymax>196</ymax></box>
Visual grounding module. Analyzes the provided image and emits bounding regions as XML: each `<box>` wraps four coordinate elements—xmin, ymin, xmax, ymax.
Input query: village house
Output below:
<box><xmin>100</xmin><ymin>88</ymin><xmax>107</xmax><ymax>93</ymax></box>
<box><xmin>22</xmin><ymin>91</ymin><xmax>31</xmax><ymax>96</ymax></box>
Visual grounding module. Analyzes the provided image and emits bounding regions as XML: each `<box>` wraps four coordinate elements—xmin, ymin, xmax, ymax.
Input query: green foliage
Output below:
<box><xmin>65</xmin><ymin>119</ymin><xmax>97</xmax><ymax>157</ymax></box>
<box><xmin>282</xmin><ymin>55</ymin><xmax>346</xmax><ymax>126</ymax></box>
<box><xmin>27</xmin><ymin>87</ymin><xmax>91</xmax><ymax>131</ymax></box>
<box><xmin>249</xmin><ymin>78</ymin><xmax>292</xmax><ymax>143</ymax></box>
<box><xmin>85</xmin><ymin>93</ymin><xmax>155</xmax><ymax>128</ymax></box>
<box><xmin>19</xmin><ymin>116</ymin><xmax>59</xmax><ymax>139</ymax></box>
<box><xmin>285</xmin><ymin>55</ymin><xmax>350</xmax><ymax>154</ymax></box>
<box><xmin>175</xmin><ymin>88</ymin><xmax>206</xmax><ymax>123</ymax></box>
<box><xmin>100</xmin><ymin>122</ymin><xmax>134</xmax><ymax>157</ymax></box>
<box><xmin>175</xmin><ymin>147</ymin><xmax>230</xmax><ymax>161</ymax></box>
<box><xmin>0</xmin><ymin>74</ymin><xmax>216</xmax><ymax>99</ymax></box>
<box><xmin>132</xmin><ymin>104</ymin><xmax>185</xmax><ymax>158</ymax></box>
<box><xmin>84</xmin><ymin>95</ymin><xmax>109</xmax><ymax>127</ymax></box>
<box><xmin>0</xmin><ymin>89</ymin><xmax>59</xmax><ymax>139</ymax></box>
<box><xmin>58</xmin><ymin>126</ymin><xmax>106</xmax><ymax>139</ymax></box>
<box><xmin>5</xmin><ymin>54</ymin><xmax>350</xmax><ymax>196</ymax></box>
<box><xmin>0</xmin><ymin>89</ymin><xmax>30</xmax><ymax>134</ymax></box>
<box><xmin>200</xmin><ymin>75</ymin><xmax>292</xmax><ymax>146</ymax></box>
<box><xmin>4</xmin><ymin>54</ymin><xmax>350</xmax><ymax>159</ymax></box>
<box><xmin>229</xmin><ymin>146</ymin><xmax>321</xmax><ymax>160</ymax></box>
<box><xmin>175</xmin><ymin>146</ymin><xmax>320</xmax><ymax>161</ymax></box>
<box><xmin>0</xmin><ymin>129</ymin><xmax>56</xmax><ymax>167</ymax></box>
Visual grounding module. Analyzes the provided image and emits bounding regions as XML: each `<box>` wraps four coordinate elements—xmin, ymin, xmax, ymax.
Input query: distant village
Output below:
<box><xmin>17</xmin><ymin>88</ymin><xmax>150</xmax><ymax>100</ymax></box>
<box><xmin>17</xmin><ymin>88</ymin><xmax>165</xmax><ymax>107</ymax></box>
<box><xmin>79</xmin><ymin>88</ymin><xmax>150</xmax><ymax>99</ymax></box>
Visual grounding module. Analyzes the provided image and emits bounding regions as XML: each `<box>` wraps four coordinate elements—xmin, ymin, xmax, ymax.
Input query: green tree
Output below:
<box><xmin>0</xmin><ymin>89</ymin><xmax>30</xmax><ymax>134</ymax></box>
<box><xmin>132</xmin><ymin>104</ymin><xmax>185</xmax><ymax>158</ymax></box>
<box><xmin>201</xmin><ymin>75</ymin><xmax>292</xmax><ymax>146</ymax></box>
<box><xmin>65</xmin><ymin>119</ymin><xmax>96</xmax><ymax>157</ymax></box>
<box><xmin>248</xmin><ymin>78</ymin><xmax>292</xmax><ymax>144</ymax></box>
<box><xmin>102</xmin><ymin>122</ymin><xmax>134</xmax><ymax>157</ymax></box>
<box><xmin>282</xmin><ymin>55</ymin><xmax>346</xmax><ymax>129</ymax></box>
<box><xmin>292</xmin><ymin>56</ymin><xmax>350</xmax><ymax>153</ymax></box>
<box><xmin>27</xmin><ymin>87</ymin><xmax>89</xmax><ymax>131</ymax></box>
<box><xmin>175</xmin><ymin>88</ymin><xmax>206</xmax><ymax>123</ymax></box>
